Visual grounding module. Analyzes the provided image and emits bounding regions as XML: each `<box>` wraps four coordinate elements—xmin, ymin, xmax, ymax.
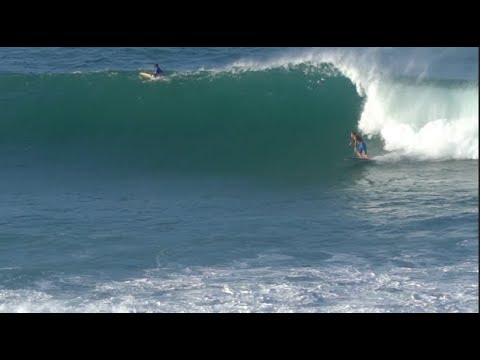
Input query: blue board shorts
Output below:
<box><xmin>357</xmin><ymin>141</ymin><xmax>367</xmax><ymax>154</ymax></box>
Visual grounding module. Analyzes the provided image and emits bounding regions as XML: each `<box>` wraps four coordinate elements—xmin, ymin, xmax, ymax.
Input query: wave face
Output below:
<box><xmin>0</xmin><ymin>52</ymin><xmax>477</xmax><ymax>176</ymax></box>
<box><xmin>0</xmin><ymin>68</ymin><xmax>362</xmax><ymax>175</ymax></box>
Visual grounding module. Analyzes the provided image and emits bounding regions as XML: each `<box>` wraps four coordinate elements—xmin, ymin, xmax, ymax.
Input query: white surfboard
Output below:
<box><xmin>139</xmin><ymin>72</ymin><xmax>156</xmax><ymax>80</ymax></box>
<box><xmin>139</xmin><ymin>72</ymin><xmax>170</xmax><ymax>82</ymax></box>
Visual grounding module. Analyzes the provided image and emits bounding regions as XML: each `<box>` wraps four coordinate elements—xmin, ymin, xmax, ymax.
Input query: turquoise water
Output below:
<box><xmin>0</xmin><ymin>48</ymin><xmax>477</xmax><ymax>312</ymax></box>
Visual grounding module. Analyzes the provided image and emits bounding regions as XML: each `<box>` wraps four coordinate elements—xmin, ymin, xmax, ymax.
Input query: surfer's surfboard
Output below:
<box><xmin>344</xmin><ymin>157</ymin><xmax>372</xmax><ymax>161</ymax></box>
<box><xmin>139</xmin><ymin>72</ymin><xmax>155</xmax><ymax>80</ymax></box>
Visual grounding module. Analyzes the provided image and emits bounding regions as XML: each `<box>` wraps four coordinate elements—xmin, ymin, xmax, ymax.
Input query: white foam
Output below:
<box><xmin>357</xmin><ymin>80</ymin><xmax>478</xmax><ymax>160</ymax></box>
<box><xmin>0</xmin><ymin>253</ymin><xmax>477</xmax><ymax>313</ymax></box>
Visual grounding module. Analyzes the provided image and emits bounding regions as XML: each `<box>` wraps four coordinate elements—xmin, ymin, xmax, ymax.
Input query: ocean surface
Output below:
<box><xmin>0</xmin><ymin>47</ymin><xmax>477</xmax><ymax>312</ymax></box>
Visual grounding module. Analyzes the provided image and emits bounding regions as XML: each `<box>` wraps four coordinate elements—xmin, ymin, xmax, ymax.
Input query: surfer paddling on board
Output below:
<box><xmin>153</xmin><ymin>64</ymin><xmax>164</xmax><ymax>78</ymax></box>
<box><xmin>350</xmin><ymin>131</ymin><xmax>369</xmax><ymax>159</ymax></box>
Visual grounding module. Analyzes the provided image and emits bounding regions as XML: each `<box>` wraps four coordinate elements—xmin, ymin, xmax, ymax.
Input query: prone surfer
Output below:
<box><xmin>153</xmin><ymin>64</ymin><xmax>164</xmax><ymax>78</ymax></box>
